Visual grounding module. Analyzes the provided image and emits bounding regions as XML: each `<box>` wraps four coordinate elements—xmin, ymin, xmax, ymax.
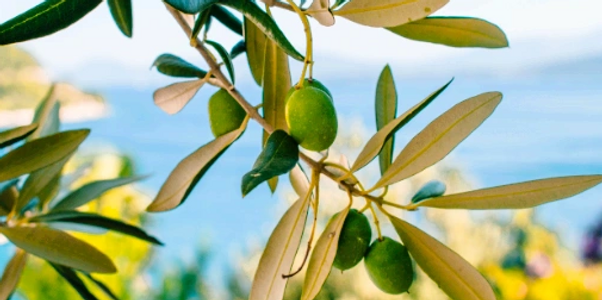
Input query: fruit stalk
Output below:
<box><xmin>284</xmin><ymin>0</ymin><xmax>314</xmax><ymax>85</ymax></box>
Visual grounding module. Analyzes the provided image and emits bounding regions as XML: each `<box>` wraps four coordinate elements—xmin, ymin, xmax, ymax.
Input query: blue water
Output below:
<box><xmin>3</xmin><ymin>73</ymin><xmax>602</xmax><ymax>289</ymax></box>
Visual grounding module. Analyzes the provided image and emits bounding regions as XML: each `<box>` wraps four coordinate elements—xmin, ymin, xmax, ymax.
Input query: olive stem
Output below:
<box><xmin>284</xmin><ymin>0</ymin><xmax>314</xmax><ymax>85</ymax></box>
<box><xmin>368</xmin><ymin>203</ymin><xmax>383</xmax><ymax>240</ymax></box>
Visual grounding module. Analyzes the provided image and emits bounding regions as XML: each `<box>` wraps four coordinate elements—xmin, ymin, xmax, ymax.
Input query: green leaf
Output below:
<box><xmin>244</xmin><ymin>16</ymin><xmax>267</xmax><ymax>85</ymax></box>
<box><xmin>49</xmin><ymin>263</ymin><xmax>99</xmax><ymax>300</ymax></box>
<box><xmin>0</xmin><ymin>185</ymin><xmax>18</xmax><ymax>217</ymax></box>
<box><xmin>0</xmin><ymin>0</ymin><xmax>103</xmax><ymax>45</ymax></box>
<box><xmin>152</xmin><ymin>54</ymin><xmax>208</xmax><ymax>78</ymax></box>
<box><xmin>52</xmin><ymin>175</ymin><xmax>146</xmax><ymax>211</ymax></box>
<box><xmin>30</xmin><ymin>211</ymin><xmax>163</xmax><ymax>245</ymax></box>
<box><xmin>249</xmin><ymin>197</ymin><xmax>310</xmax><ymax>300</ymax></box>
<box><xmin>262</xmin><ymin>38</ymin><xmax>291</xmax><ymax>144</ymax></box>
<box><xmin>0</xmin><ymin>124</ymin><xmax>38</xmax><ymax>149</ymax></box>
<box><xmin>221</xmin><ymin>0</ymin><xmax>304</xmax><ymax>61</ymax></box>
<box><xmin>0</xmin><ymin>129</ymin><xmax>90</xmax><ymax>182</ymax></box>
<box><xmin>374</xmin><ymin>92</ymin><xmax>501</xmax><ymax>189</ymax></box>
<box><xmin>211</xmin><ymin>5</ymin><xmax>243</xmax><ymax>35</ymax></box>
<box><xmin>333</xmin><ymin>0</ymin><xmax>448</xmax><ymax>28</ymax></box>
<box><xmin>375</xmin><ymin>65</ymin><xmax>397</xmax><ymax>175</ymax></box>
<box><xmin>16</xmin><ymin>155</ymin><xmax>71</xmax><ymax>213</ymax></box>
<box><xmin>165</xmin><ymin>0</ymin><xmax>217</xmax><ymax>14</ymax></box>
<box><xmin>205</xmin><ymin>40</ymin><xmax>236</xmax><ymax>83</ymax></box>
<box><xmin>242</xmin><ymin>130</ymin><xmax>299</xmax><ymax>197</ymax></box>
<box><xmin>0</xmin><ymin>226</ymin><xmax>116</xmax><ymax>274</ymax></box>
<box><xmin>37</xmin><ymin>174</ymin><xmax>61</xmax><ymax>210</ymax></box>
<box><xmin>390</xmin><ymin>216</ymin><xmax>495</xmax><ymax>300</ymax></box>
<box><xmin>83</xmin><ymin>274</ymin><xmax>119</xmax><ymax>300</ymax></box>
<box><xmin>153</xmin><ymin>79</ymin><xmax>207</xmax><ymax>115</ymax></box>
<box><xmin>191</xmin><ymin>7</ymin><xmax>213</xmax><ymax>44</ymax></box>
<box><xmin>411</xmin><ymin>180</ymin><xmax>446</xmax><ymax>203</ymax></box>
<box><xmin>28</xmin><ymin>85</ymin><xmax>60</xmax><ymax>141</ymax></box>
<box><xmin>230</xmin><ymin>40</ymin><xmax>246</xmax><ymax>59</ymax></box>
<box><xmin>351</xmin><ymin>79</ymin><xmax>452</xmax><ymax>172</ymax></box>
<box><xmin>108</xmin><ymin>0</ymin><xmax>133</xmax><ymax>37</ymax></box>
<box><xmin>416</xmin><ymin>175</ymin><xmax>602</xmax><ymax>209</ymax></box>
<box><xmin>301</xmin><ymin>208</ymin><xmax>349</xmax><ymax>300</ymax></box>
<box><xmin>387</xmin><ymin>17</ymin><xmax>509</xmax><ymax>49</ymax></box>
<box><xmin>147</xmin><ymin>120</ymin><xmax>248</xmax><ymax>212</ymax></box>
<box><xmin>0</xmin><ymin>249</ymin><xmax>28</xmax><ymax>300</ymax></box>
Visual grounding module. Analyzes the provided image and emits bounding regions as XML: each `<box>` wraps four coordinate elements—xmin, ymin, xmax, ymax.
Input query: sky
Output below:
<box><xmin>2</xmin><ymin>0</ymin><xmax>602</xmax><ymax>88</ymax></box>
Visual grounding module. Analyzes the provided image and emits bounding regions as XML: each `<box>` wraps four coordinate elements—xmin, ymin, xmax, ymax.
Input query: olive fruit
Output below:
<box><xmin>208</xmin><ymin>89</ymin><xmax>246</xmax><ymax>137</ymax></box>
<box><xmin>364</xmin><ymin>237</ymin><xmax>414</xmax><ymax>294</ymax></box>
<box><xmin>333</xmin><ymin>209</ymin><xmax>372</xmax><ymax>270</ymax></box>
<box><xmin>285</xmin><ymin>78</ymin><xmax>332</xmax><ymax>100</ymax></box>
<box><xmin>285</xmin><ymin>86</ymin><xmax>338</xmax><ymax>151</ymax></box>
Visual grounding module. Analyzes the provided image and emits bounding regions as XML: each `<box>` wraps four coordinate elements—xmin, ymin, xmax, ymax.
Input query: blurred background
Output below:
<box><xmin>2</xmin><ymin>0</ymin><xmax>602</xmax><ymax>299</ymax></box>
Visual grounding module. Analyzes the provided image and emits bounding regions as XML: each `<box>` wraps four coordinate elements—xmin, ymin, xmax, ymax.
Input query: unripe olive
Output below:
<box><xmin>285</xmin><ymin>86</ymin><xmax>338</xmax><ymax>151</ymax></box>
<box><xmin>285</xmin><ymin>78</ymin><xmax>332</xmax><ymax>100</ymax></box>
<box><xmin>208</xmin><ymin>89</ymin><xmax>246</xmax><ymax>137</ymax></box>
<box><xmin>333</xmin><ymin>209</ymin><xmax>372</xmax><ymax>270</ymax></box>
<box><xmin>364</xmin><ymin>237</ymin><xmax>414</xmax><ymax>294</ymax></box>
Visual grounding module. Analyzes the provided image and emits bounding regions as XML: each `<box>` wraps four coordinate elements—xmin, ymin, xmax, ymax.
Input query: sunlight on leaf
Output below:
<box><xmin>334</xmin><ymin>0</ymin><xmax>448</xmax><ymax>28</ymax></box>
<box><xmin>153</xmin><ymin>79</ymin><xmax>207</xmax><ymax>115</ymax></box>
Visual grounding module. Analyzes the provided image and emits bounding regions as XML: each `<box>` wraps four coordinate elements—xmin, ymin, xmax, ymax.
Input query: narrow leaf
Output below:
<box><xmin>165</xmin><ymin>0</ymin><xmax>217</xmax><ymax>14</ymax></box>
<box><xmin>242</xmin><ymin>130</ymin><xmax>299</xmax><ymax>197</ymax></box>
<box><xmin>417</xmin><ymin>175</ymin><xmax>602</xmax><ymax>209</ymax></box>
<box><xmin>205</xmin><ymin>40</ymin><xmax>236</xmax><ymax>83</ymax></box>
<box><xmin>301</xmin><ymin>208</ymin><xmax>349</xmax><ymax>300</ymax></box>
<box><xmin>191</xmin><ymin>7</ymin><xmax>213</xmax><ymax>44</ymax></box>
<box><xmin>108</xmin><ymin>0</ymin><xmax>133</xmax><ymax>37</ymax></box>
<box><xmin>153</xmin><ymin>79</ymin><xmax>206</xmax><ymax>115</ymax></box>
<box><xmin>0</xmin><ymin>226</ymin><xmax>116</xmax><ymax>274</ymax></box>
<box><xmin>16</xmin><ymin>155</ymin><xmax>71</xmax><ymax>213</ymax></box>
<box><xmin>211</xmin><ymin>5</ymin><xmax>243</xmax><ymax>35</ymax></box>
<box><xmin>0</xmin><ymin>0</ymin><xmax>103</xmax><ymax>45</ymax></box>
<box><xmin>147</xmin><ymin>121</ymin><xmax>247</xmax><ymax>212</ymax></box>
<box><xmin>268</xmin><ymin>177</ymin><xmax>279</xmax><ymax>194</ymax></box>
<box><xmin>221</xmin><ymin>0</ymin><xmax>304</xmax><ymax>61</ymax></box>
<box><xmin>52</xmin><ymin>175</ymin><xmax>146</xmax><ymax>211</ymax></box>
<box><xmin>374</xmin><ymin>92</ymin><xmax>501</xmax><ymax>189</ymax></box>
<box><xmin>262</xmin><ymin>38</ymin><xmax>291</xmax><ymax>144</ymax></box>
<box><xmin>351</xmin><ymin>79</ymin><xmax>452</xmax><ymax>172</ymax></box>
<box><xmin>244</xmin><ymin>17</ymin><xmax>267</xmax><ymax>85</ymax></box>
<box><xmin>152</xmin><ymin>54</ymin><xmax>207</xmax><ymax>78</ymax></box>
<box><xmin>387</xmin><ymin>17</ymin><xmax>509</xmax><ymax>48</ymax></box>
<box><xmin>411</xmin><ymin>180</ymin><xmax>446</xmax><ymax>203</ymax></box>
<box><xmin>308</xmin><ymin>0</ymin><xmax>335</xmax><ymax>27</ymax></box>
<box><xmin>30</xmin><ymin>211</ymin><xmax>163</xmax><ymax>245</ymax></box>
<box><xmin>50</xmin><ymin>263</ymin><xmax>98</xmax><ymax>300</ymax></box>
<box><xmin>0</xmin><ymin>249</ymin><xmax>28</xmax><ymax>300</ymax></box>
<box><xmin>230</xmin><ymin>40</ymin><xmax>246</xmax><ymax>59</ymax></box>
<box><xmin>249</xmin><ymin>197</ymin><xmax>310</xmax><ymax>300</ymax></box>
<box><xmin>0</xmin><ymin>124</ymin><xmax>38</xmax><ymax>149</ymax></box>
<box><xmin>0</xmin><ymin>130</ymin><xmax>90</xmax><ymax>182</ymax></box>
<box><xmin>334</xmin><ymin>0</ymin><xmax>448</xmax><ymax>28</ymax></box>
<box><xmin>375</xmin><ymin>65</ymin><xmax>397</xmax><ymax>175</ymax></box>
<box><xmin>84</xmin><ymin>274</ymin><xmax>119</xmax><ymax>300</ymax></box>
<box><xmin>289</xmin><ymin>164</ymin><xmax>310</xmax><ymax>198</ymax></box>
<box><xmin>0</xmin><ymin>186</ymin><xmax>18</xmax><ymax>217</ymax></box>
<box><xmin>28</xmin><ymin>85</ymin><xmax>59</xmax><ymax>141</ymax></box>
<box><xmin>390</xmin><ymin>216</ymin><xmax>495</xmax><ymax>300</ymax></box>
<box><xmin>37</xmin><ymin>174</ymin><xmax>61</xmax><ymax>210</ymax></box>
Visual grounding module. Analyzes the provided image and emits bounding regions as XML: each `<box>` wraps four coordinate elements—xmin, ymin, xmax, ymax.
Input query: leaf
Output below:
<box><xmin>152</xmin><ymin>54</ymin><xmax>208</xmax><ymax>78</ymax></box>
<box><xmin>351</xmin><ymin>79</ymin><xmax>452</xmax><ymax>172</ymax></box>
<box><xmin>153</xmin><ymin>79</ymin><xmax>207</xmax><ymax>115</ymax></box>
<box><xmin>52</xmin><ymin>175</ymin><xmax>146</xmax><ymax>211</ymax></box>
<box><xmin>147</xmin><ymin>121</ymin><xmax>247</xmax><ymax>212</ymax></box>
<box><xmin>165</xmin><ymin>0</ymin><xmax>217</xmax><ymax>14</ymax></box>
<box><xmin>375</xmin><ymin>65</ymin><xmax>397</xmax><ymax>175</ymax></box>
<box><xmin>334</xmin><ymin>0</ymin><xmax>448</xmax><ymax>28</ymax></box>
<box><xmin>49</xmin><ymin>263</ymin><xmax>99</xmax><ymax>300</ymax></box>
<box><xmin>416</xmin><ymin>175</ymin><xmax>602</xmax><ymax>209</ymax></box>
<box><xmin>221</xmin><ymin>0</ymin><xmax>304</xmax><ymax>61</ymax></box>
<box><xmin>262</xmin><ymin>38</ymin><xmax>291</xmax><ymax>144</ymax></box>
<box><xmin>387</xmin><ymin>17</ymin><xmax>509</xmax><ymax>49</ymax></box>
<box><xmin>374</xmin><ymin>92</ymin><xmax>501</xmax><ymax>189</ymax></box>
<box><xmin>289</xmin><ymin>164</ymin><xmax>310</xmax><ymax>198</ymax></box>
<box><xmin>249</xmin><ymin>197</ymin><xmax>310</xmax><ymax>300</ymax></box>
<box><xmin>191</xmin><ymin>7</ymin><xmax>213</xmax><ymax>44</ymax></box>
<box><xmin>28</xmin><ymin>85</ymin><xmax>59</xmax><ymax>141</ymax></box>
<box><xmin>83</xmin><ymin>274</ymin><xmax>119</xmax><ymax>300</ymax></box>
<box><xmin>301</xmin><ymin>208</ymin><xmax>349</xmax><ymax>300</ymax></box>
<box><xmin>244</xmin><ymin>17</ymin><xmax>267</xmax><ymax>85</ymax></box>
<box><xmin>0</xmin><ymin>185</ymin><xmax>18</xmax><ymax>217</ymax></box>
<box><xmin>0</xmin><ymin>226</ymin><xmax>116</xmax><ymax>274</ymax></box>
<box><xmin>308</xmin><ymin>0</ymin><xmax>335</xmax><ymax>27</ymax></box>
<box><xmin>0</xmin><ymin>129</ymin><xmax>90</xmax><ymax>182</ymax></box>
<box><xmin>390</xmin><ymin>216</ymin><xmax>495</xmax><ymax>300</ymax></box>
<box><xmin>411</xmin><ymin>180</ymin><xmax>446</xmax><ymax>203</ymax></box>
<box><xmin>30</xmin><ymin>211</ymin><xmax>163</xmax><ymax>245</ymax></box>
<box><xmin>242</xmin><ymin>130</ymin><xmax>299</xmax><ymax>197</ymax></box>
<box><xmin>0</xmin><ymin>0</ymin><xmax>103</xmax><ymax>45</ymax></box>
<box><xmin>268</xmin><ymin>177</ymin><xmax>279</xmax><ymax>194</ymax></box>
<box><xmin>205</xmin><ymin>40</ymin><xmax>236</xmax><ymax>83</ymax></box>
<box><xmin>0</xmin><ymin>124</ymin><xmax>38</xmax><ymax>149</ymax></box>
<box><xmin>16</xmin><ymin>155</ymin><xmax>71</xmax><ymax>213</ymax></box>
<box><xmin>0</xmin><ymin>249</ymin><xmax>28</xmax><ymax>300</ymax></box>
<box><xmin>230</xmin><ymin>40</ymin><xmax>246</xmax><ymax>59</ymax></box>
<box><xmin>37</xmin><ymin>174</ymin><xmax>61</xmax><ymax>210</ymax></box>
<box><xmin>108</xmin><ymin>0</ymin><xmax>133</xmax><ymax>37</ymax></box>
<box><xmin>211</xmin><ymin>5</ymin><xmax>243</xmax><ymax>35</ymax></box>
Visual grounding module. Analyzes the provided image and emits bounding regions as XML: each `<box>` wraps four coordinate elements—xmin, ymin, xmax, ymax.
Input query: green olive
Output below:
<box><xmin>333</xmin><ymin>209</ymin><xmax>372</xmax><ymax>270</ymax></box>
<box><xmin>285</xmin><ymin>86</ymin><xmax>338</xmax><ymax>151</ymax></box>
<box><xmin>285</xmin><ymin>78</ymin><xmax>332</xmax><ymax>100</ymax></box>
<box><xmin>208</xmin><ymin>89</ymin><xmax>247</xmax><ymax>137</ymax></box>
<box><xmin>364</xmin><ymin>237</ymin><xmax>414</xmax><ymax>294</ymax></box>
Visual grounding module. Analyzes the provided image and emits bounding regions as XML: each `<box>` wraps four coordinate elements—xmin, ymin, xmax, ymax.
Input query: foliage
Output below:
<box><xmin>0</xmin><ymin>0</ymin><xmax>600</xmax><ymax>299</ymax></box>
